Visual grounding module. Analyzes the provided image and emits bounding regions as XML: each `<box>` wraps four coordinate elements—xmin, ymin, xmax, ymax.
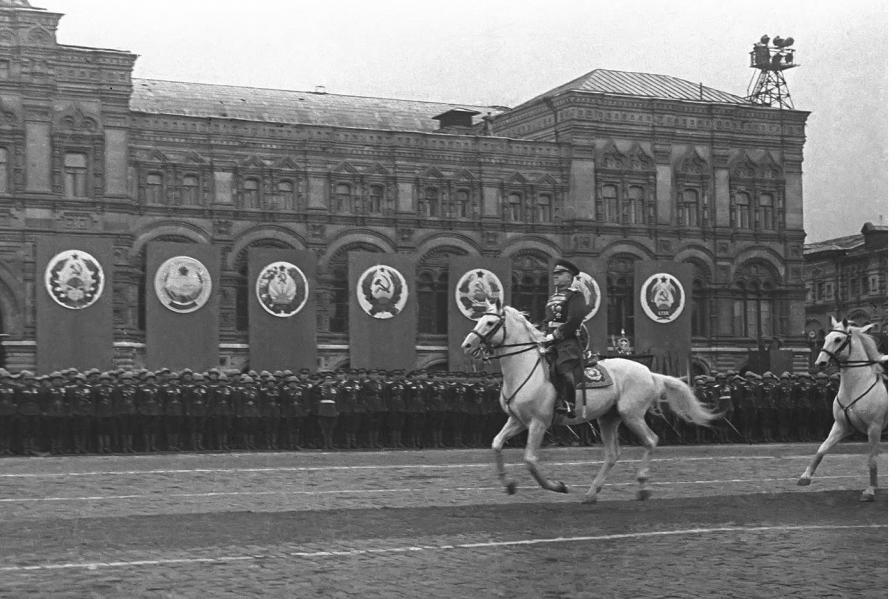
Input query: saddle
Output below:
<box><xmin>579</xmin><ymin>363</ymin><xmax>613</xmax><ymax>389</ymax></box>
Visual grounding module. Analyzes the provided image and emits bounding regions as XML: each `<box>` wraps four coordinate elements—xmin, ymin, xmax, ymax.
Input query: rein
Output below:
<box><xmin>837</xmin><ymin>375</ymin><xmax>884</xmax><ymax>432</ymax></box>
<box><xmin>468</xmin><ymin>309</ymin><xmax>547</xmax><ymax>407</ymax></box>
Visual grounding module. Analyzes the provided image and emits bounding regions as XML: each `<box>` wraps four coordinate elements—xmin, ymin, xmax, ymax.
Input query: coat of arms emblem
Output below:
<box><xmin>44</xmin><ymin>250</ymin><xmax>105</xmax><ymax>310</ymax></box>
<box><xmin>455</xmin><ymin>269</ymin><xmax>504</xmax><ymax>321</ymax></box>
<box><xmin>154</xmin><ymin>256</ymin><xmax>212</xmax><ymax>313</ymax></box>
<box><xmin>256</xmin><ymin>261</ymin><xmax>308</xmax><ymax>317</ymax></box>
<box><xmin>640</xmin><ymin>272</ymin><xmax>685</xmax><ymax>323</ymax></box>
<box><xmin>571</xmin><ymin>272</ymin><xmax>601</xmax><ymax>322</ymax></box>
<box><xmin>356</xmin><ymin>264</ymin><xmax>408</xmax><ymax>319</ymax></box>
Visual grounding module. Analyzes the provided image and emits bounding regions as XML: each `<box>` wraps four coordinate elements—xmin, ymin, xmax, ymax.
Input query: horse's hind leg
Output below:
<box><xmin>583</xmin><ymin>415</ymin><xmax>621</xmax><ymax>504</ymax></box>
<box><xmin>622</xmin><ymin>414</ymin><xmax>659</xmax><ymax>501</ymax></box>
<box><xmin>798</xmin><ymin>420</ymin><xmax>851</xmax><ymax>486</ymax></box>
<box><xmin>492</xmin><ymin>416</ymin><xmax>527</xmax><ymax>495</ymax></box>
<box><xmin>523</xmin><ymin>419</ymin><xmax>568</xmax><ymax>494</ymax></box>
<box><xmin>861</xmin><ymin>423</ymin><xmax>884</xmax><ymax>502</ymax></box>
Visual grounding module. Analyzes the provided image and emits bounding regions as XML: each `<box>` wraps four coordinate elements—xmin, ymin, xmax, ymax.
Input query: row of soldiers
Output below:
<box><xmin>0</xmin><ymin>365</ymin><xmax>855</xmax><ymax>456</ymax></box>
<box><xmin>0</xmin><ymin>366</ymin><xmax>510</xmax><ymax>455</ymax></box>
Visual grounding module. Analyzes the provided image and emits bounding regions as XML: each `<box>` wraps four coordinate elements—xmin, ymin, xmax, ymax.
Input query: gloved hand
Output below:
<box><xmin>543</xmin><ymin>334</ymin><xmax>555</xmax><ymax>343</ymax></box>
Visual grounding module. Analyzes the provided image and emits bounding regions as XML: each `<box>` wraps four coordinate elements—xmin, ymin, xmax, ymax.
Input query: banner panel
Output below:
<box><xmin>146</xmin><ymin>242</ymin><xmax>220</xmax><ymax>371</ymax></box>
<box><xmin>348</xmin><ymin>252</ymin><xmax>417</xmax><ymax>370</ymax></box>
<box><xmin>447</xmin><ymin>256</ymin><xmax>512</xmax><ymax>373</ymax></box>
<box><xmin>36</xmin><ymin>236</ymin><xmax>114</xmax><ymax>373</ymax></box>
<box><xmin>634</xmin><ymin>261</ymin><xmax>693</xmax><ymax>376</ymax></box>
<box><xmin>248</xmin><ymin>248</ymin><xmax>318</xmax><ymax>371</ymax></box>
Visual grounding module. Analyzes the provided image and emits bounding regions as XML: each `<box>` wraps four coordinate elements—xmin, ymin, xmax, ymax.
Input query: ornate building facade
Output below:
<box><xmin>804</xmin><ymin>222</ymin><xmax>888</xmax><ymax>361</ymax></box>
<box><xmin>0</xmin><ymin>1</ymin><xmax>811</xmax><ymax>373</ymax></box>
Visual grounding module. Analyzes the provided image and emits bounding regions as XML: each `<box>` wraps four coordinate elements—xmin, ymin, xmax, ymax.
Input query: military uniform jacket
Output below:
<box><xmin>544</xmin><ymin>288</ymin><xmax>587</xmax><ymax>342</ymax></box>
<box><xmin>317</xmin><ymin>382</ymin><xmax>339</xmax><ymax>418</ymax></box>
<box><xmin>92</xmin><ymin>385</ymin><xmax>114</xmax><ymax>418</ymax></box>
<box><xmin>209</xmin><ymin>384</ymin><xmax>233</xmax><ymax>417</ymax></box>
<box><xmin>17</xmin><ymin>385</ymin><xmax>40</xmax><ymax>416</ymax></box>
<box><xmin>363</xmin><ymin>380</ymin><xmax>386</xmax><ymax>412</ymax></box>
<box><xmin>115</xmin><ymin>385</ymin><xmax>138</xmax><ymax>416</ymax></box>
<box><xmin>138</xmin><ymin>384</ymin><xmax>161</xmax><ymax>416</ymax></box>
<box><xmin>261</xmin><ymin>387</ymin><xmax>280</xmax><ymax>418</ymax></box>
<box><xmin>281</xmin><ymin>387</ymin><xmax>307</xmax><ymax>418</ymax></box>
<box><xmin>338</xmin><ymin>380</ymin><xmax>361</xmax><ymax>415</ymax></box>
<box><xmin>161</xmin><ymin>384</ymin><xmax>183</xmax><ymax>416</ymax></box>
<box><xmin>69</xmin><ymin>385</ymin><xmax>93</xmax><ymax>417</ymax></box>
<box><xmin>385</xmin><ymin>381</ymin><xmax>406</xmax><ymax>413</ymax></box>
<box><xmin>0</xmin><ymin>384</ymin><xmax>16</xmax><ymax>416</ymax></box>
<box><xmin>405</xmin><ymin>382</ymin><xmax>425</xmax><ymax>414</ymax></box>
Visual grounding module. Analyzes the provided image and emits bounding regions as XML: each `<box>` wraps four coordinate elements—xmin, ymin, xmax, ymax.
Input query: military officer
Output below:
<box><xmin>16</xmin><ymin>371</ymin><xmax>41</xmax><ymax>455</ymax></box>
<box><xmin>138</xmin><ymin>372</ymin><xmax>162</xmax><ymax>451</ymax></box>
<box><xmin>384</xmin><ymin>370</ymin><xmax>407</xmax><ymax>448</ymax></box>
<box><xmin>317</xmin><ymin>372</ymin><xmax>340</xmax><ymax>450</ymax></box>
<box><xmin>260</xmin><ymin>373</ymin><xmax>280</xmax><ymax>450</ymax></box>
<box><xmin>280</xmin><ymin>375</ymin><xmax>307</xmax><ymax>450</ymax></box>
<box><xmin>339</xmin><ymin>370</ymin><xmax>362</xmax><ymax>449</ymax></box>
<box><xmin>542</xmin><ymin>259</ymin><xmax>588</xmax><ymax>418</ymax></box>
<box><xmin>115</xmin><ymin>371</ymin><xmax>138</xmax><ymax>452</ymax></box>
<box><xmin>159</xmin><ymin>369</ymin><xmax>183</xmax><ymax>451</ymax></box>
<box><xmin>404</xmin><ymin>371</ymin><xmax>427</xmax><ymax>449</ymax></box>
<box><xmin>69</xmin><ymin>373</ymin><xmax>93</xmax><ymax>454</ymax></box>
<box><xmin>363</xmin><ymin>369</ymin><xmax>386</xmax><ymax>448</ymax></box>
<box><xmin>206</xmin><ymin>369</ymin><xmax>233</xmax><ymax>451</ymax></box>
<box><xmin>776</xmin><ymin>372</ymin><xmax>794</xmax><ymax>442</ymax></box>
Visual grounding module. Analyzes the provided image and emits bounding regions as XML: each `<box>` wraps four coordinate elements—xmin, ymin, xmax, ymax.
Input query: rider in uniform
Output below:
<box><xmin>543</xmin><ymin>259</ymin><xmax>588</xmax><ymax>419</ymax></box>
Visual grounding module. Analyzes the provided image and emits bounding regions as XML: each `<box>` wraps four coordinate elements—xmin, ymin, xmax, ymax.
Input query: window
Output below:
<box><xmin>455</xmin><ymin>190</ymin><xmax>470</xmax><ymax>219</ymax></box>
<box><xmin>0</xmin><ymin>148</ymin><xmax>7</xmax><ymax>193</ymax></box>
<box><xmin>423</xmin><ymin>186</ymin><xmax>439</xmax><ymax>217</ymax></box>
<box><xmin>678</xmin><ymin>189</ymin><xmax>699</xmax><ymax>227</ymax></box>
<box><xmin>369</xmin><ymin>184</ymin><xmax>384</xmax><ymax>214</ymax></box>
<box><xmin>146</xmin><ymin>173</ymin><xmax>163</xmax><ymax>204</ymax></box>
<box><xmin>625</xmin><ymin>186</ymin><xmax>644</xmax><ymax>224</ymax></box>
<box><xmin>417</xmin><ymin>271</ymin><xmax>448</xmax><ymax>334</ymax></box>
<box><xmin>734</xmin><ymin>192</ymin><xmax>752</xmax><ymax>230</ymax></box>
<box><xmin>181</xmin><ymin>175</ymin><xmax>199</xmax><ymax>206</ymax></box>
<box><xmin>64</xmin><ymin>152</ymin><xmax>88</xmax><ymax>198</ymax></box>
<box><xmin>733</xmin><ymin>284</ymin><xmax>774</xmax><ymax>339</ymax></box>
<box><xmin>513</xmin><ymin>273</ymin><xmax>548</xmax><ymax>322</ymax></box>
<box><xmin>273</xmin><ymin>180</ymin><xmax>293</xmax><ymax>210</ymax></box>
<box><xmin>602</xmin><ymin>185</ymin><xmax>619</xmax><ymax>223</ymax></box>
<box><xmin>243</xmin><ymin>178</ymin><xmax>260</xmax><ymax>208</ymax></box>
<box><xmin>333</xmin><ymin>183</ymin><xmax>351</xmax><ymax>213</ymax></box>
<box><xmin>507</xmin><ymin>193</ymin><xmax>522</xmax><ymax>222</ymax></box>
<box><xmin>607</xmin><ymin>256</ymin><xmax>636</xmax><ymax>342</ymax></box>
<box><xmin>758</xmin><ymin>193</ymin><xmax>775</xmax><ymax>230</ymax></box>
<box><xmin>536</xmin><ymin>193</ymin><xmax>553</xmax><ymax>223</ymax></box>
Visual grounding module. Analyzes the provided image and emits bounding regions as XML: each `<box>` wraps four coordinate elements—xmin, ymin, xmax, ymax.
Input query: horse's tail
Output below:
<box><xmin>652</xmin><ymin>373</ymin><xmax>716</xmax><ymax>427</ymax></box>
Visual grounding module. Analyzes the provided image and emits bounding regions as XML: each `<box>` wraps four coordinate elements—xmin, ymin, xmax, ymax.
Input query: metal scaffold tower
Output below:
<box><xmin>747</xmin><ymin>35</ymin><xmax>798</xmax><ymax>109</ymax></box>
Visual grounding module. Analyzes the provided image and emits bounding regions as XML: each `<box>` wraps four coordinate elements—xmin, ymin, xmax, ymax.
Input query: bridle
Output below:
<box><xmin>819</xmin><ymin>328</ymin><xmax>878</xmax><ymax>368</ymax></box>
<box><xmin>468</xmin><ymin>308</ymin><xmax>541</xmax><ymax>360</ymax></box>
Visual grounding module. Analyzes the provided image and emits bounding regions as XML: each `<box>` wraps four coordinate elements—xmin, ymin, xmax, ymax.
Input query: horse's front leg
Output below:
<box><xmin>861</xmin><ymin>422</ymin><xmax>884</xmax><ymax>502</ymax></box>
<box><xmin>524</xmin><ymin>419</ymin><xmax>568</xmax><ymax>494</ymax></box>
<box><xmin>798</xmin><ymin>419</ymin><xmax>851</xmax><ymax>486</ymax></box>
<box><xmin>492</xmin><ymin>416</ymin><xmax>527</xmax><ymax>495</ymax></box>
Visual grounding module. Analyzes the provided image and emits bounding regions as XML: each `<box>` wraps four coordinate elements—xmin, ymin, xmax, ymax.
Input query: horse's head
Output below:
<box><xmin>461</xmin><ymin>298</ymin><xmax>506</xmax><ymax>358</ymax></box>
<box><xmin>816</xmin><ymin>315</ymin><xmax>875</xmax><ymax>367</ymax></box>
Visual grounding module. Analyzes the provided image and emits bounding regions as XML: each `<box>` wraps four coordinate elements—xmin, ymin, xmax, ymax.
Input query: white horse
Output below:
<box><xmin>461</xmin><ymin>300</ymin><xmax>716</xmax><ymax>503</ymax></box>
<box><xmin>798</xmin><ymin>316</ymin><xmax>888</xmax><ymax>501</ymax></box>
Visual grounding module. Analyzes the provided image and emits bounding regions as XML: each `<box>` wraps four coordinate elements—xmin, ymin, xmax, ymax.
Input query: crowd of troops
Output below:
<box><xmin>0</xmin><ymin>365</ymin><xmax>865</xmax><ymax>456</ymax></box>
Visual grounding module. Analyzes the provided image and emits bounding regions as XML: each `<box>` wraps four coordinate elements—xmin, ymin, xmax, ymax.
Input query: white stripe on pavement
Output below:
<box><xmin>0</xmin><ymin>474</ymin><xmax>883</xmax><ymax>503</ymax></box>
<box><xmin>0</xmin><ymin>524</ymin><xmax>885</xmax><ymax>572</ymax></box>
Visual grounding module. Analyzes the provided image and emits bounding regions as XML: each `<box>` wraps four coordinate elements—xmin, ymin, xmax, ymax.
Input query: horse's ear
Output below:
<box><xmin>858</xmin><ymin>323</ymin><xmax>876</xmax><ymax>334</ymax></box>
<box><xmin>495</xmin><ymin>297</ymin><xmax>502</xmax><ymax>311</ymax></box>
<box><xmin>829</xmin><ymin>315</ymin><xmax>839</xmax><ymax>328</ymax></box>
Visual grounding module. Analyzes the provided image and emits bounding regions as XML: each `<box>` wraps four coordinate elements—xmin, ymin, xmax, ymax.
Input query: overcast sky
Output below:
<box><xmin>38</xmin><ymin>0</ymin><xmax>887</xmax><ymax>243</ymax></box>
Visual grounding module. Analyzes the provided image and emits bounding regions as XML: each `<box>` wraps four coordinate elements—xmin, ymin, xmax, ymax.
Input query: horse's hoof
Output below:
<box><xmin>860</xmin><ymin>492</ymin><xmax>875</xmax><ymax>502</ymax></box>
<box><xmin>555</xmin><ymin>481</ymin><xmax>568</xmax><ymax>494</ymax></box>
<box><xmin>797</xmin><ymin>478</ymin><xmax>811</xmax><ymax>487</ymax></box>
<box><xmin>637</xmin><ymin>489</ymin><xmax>651</xmax><ymax>501</ymax></box>
<box><xmin>505</xmin><ymin>481</ymin><xmax>517</xmax><ymax>495</ymax></box>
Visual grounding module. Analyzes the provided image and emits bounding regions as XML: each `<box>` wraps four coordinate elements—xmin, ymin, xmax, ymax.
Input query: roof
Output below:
<box><xmin>130</xmin><ymin>79</ymin><xmax>505</xmax><ymax>132</ymax></box>
<box><xmin>529</xmin><ymin>68</ymin><xmax>749</xmax><ymax>105</ymax></box>
<box><xmin>804</xmin><ymin>234</ymin><xmax>865</xmax><ymax>255</ymax></box>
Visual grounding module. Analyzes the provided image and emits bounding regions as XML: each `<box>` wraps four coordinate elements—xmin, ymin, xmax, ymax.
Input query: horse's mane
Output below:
<box><xmin>504</xmin><ymin>305</ymin><xmax>547</xmax><ymax>343</ymax></box>
<box><xmin>850</xmin><ymin>325</ymin><xmax>882</xmax><ymax>362</ymax></box>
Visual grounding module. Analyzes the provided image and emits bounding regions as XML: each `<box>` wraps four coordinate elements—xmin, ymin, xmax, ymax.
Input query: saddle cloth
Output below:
<box><xmin>579</xmin><ymin>363</ymin><xmax>613</xmax><ymax>389</ymax></box>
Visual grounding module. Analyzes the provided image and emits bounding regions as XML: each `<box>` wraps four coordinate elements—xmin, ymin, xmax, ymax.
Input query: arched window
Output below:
<box><xmin>0</xmin><ymin>148</ymin><xmax>8</xmax><ymax>193</ymax></box>
<box><xmin>626</xmin><ymin>186</ymin><xmax>644</xmax><ymax>224</ymax></box>
<box><xmin>536</xmin><ymin>193</ymin><xmax>553</xmax><ymax>223</ymax></box>
<box><xmin>734</xmin><ymin>192</ymin><xmax>752</xmax><ymax>230</ymax></box>
<box><xmin>417</xmin><ymin>271</ymin><xmax>449</xmax><ymax>334</ymax></box>
<box><xmin>607</xmin><ymin>255</ymin><xmax>637</xmax><ymax>341</ymax></box>
<box><xmin>64</xmin><ymin>153</ymin><xmax>88</xmax><ymax>198</ymax></box>
<box><xmin>146</xmin><ymin>173</ymin><xmax>163</xmax><ymax>204</ymax></box>
<box><xmin>511</xmin><ymin>253</ymin><xmax>549</xmax><ymax>322</ymax></box>
<box><xmin>369</xmin><ymin>184</ymin><xmax>384</xmax><ymax>214</ymax></box>
<box><xmin>602</xmin><ymin>185</ymin><xmax>619</xmax><ymax>223</ymax></box>
<box><xmin>181</xmin><ymin>175</ymin><xmax>199</xmax><ymax>206</ymax></box>
<box><xmin>243</xmin><ymin>178</ymin><xmax>260</xmax><ymax>209</ymax></box>
<box><xmin>758</xmin><ymin>193</ymin><xmax>775</xmax><ymax>230</ymax></box>
<box><xmin>325</xmin><ymin>243</ymin><xmax>382</xmax><ymax>333</ymax></box>
<box><xmin>507</xmin><ymin>193</ymin><xmax>522</xmax><ymax>222</ymax></box>
<box><xmin>678</xmin><ymin>189</ymin><xmax>699</xmax><ymax>227</ymax></box>
<box><xmin>732</xmin><ymin>262</ymin><xmax>780</xmax><ymax>340</ymax></box>
<box><xmin>335</xmin><ymin>183</ymin><xmax>351</xmax><ymax>213</ymax></box>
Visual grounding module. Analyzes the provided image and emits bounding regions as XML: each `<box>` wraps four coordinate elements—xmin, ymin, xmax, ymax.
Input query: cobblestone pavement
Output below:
<box><xmin>0</xmin><ymin>443</ymin><xmax>887</xmax><ymax>598</ymax></box>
